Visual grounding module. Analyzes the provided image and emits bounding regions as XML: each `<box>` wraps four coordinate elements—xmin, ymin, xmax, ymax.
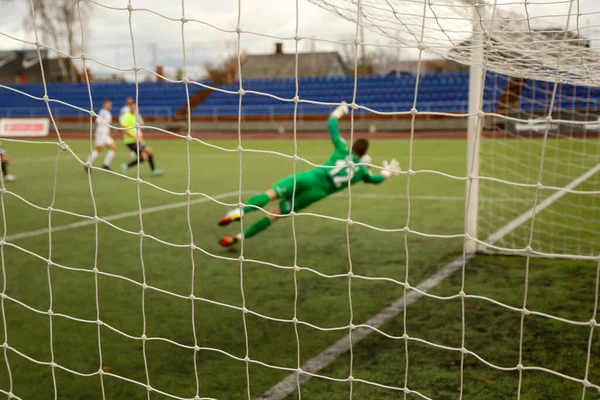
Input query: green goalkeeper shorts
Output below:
<box><xmin>273</xmin><ymin>170</ymin><xmax>330</xmax><ymax>214</ymax></box>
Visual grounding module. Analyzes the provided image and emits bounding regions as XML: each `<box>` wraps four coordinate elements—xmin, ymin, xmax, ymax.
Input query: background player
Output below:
<box><xmin>218</xmin><ymin>104</ymin><xmax>400</xmax><ymax>247</ymax></box>
<box><xmin>120</xmin><ymin>96</ymin><xmax>141</xmax><ymax>161</ymax></box>
<box><xmin>85</xmin><ymin>99</ymin><xmax>116</xmax><ymax>171</ymax></box>
<box><xmin>119</xmin><ymin>102</ymin><xmax>164</xmax><ymax>177</ymax></box>
<box><xmin>0</xmin><ymin>145</ymin><xmax>15</xmax><ymax>182</ymax></box>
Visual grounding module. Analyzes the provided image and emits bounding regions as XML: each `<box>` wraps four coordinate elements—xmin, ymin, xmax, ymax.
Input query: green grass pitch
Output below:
<box><xmin>0</xmin><ymin>136</ymin><xmax>599</xmax><ymax>399</ymax></box>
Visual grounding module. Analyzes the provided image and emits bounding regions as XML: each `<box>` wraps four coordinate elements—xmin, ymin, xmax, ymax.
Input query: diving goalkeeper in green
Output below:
<box><xmin>218</xmin><ymin>104</ymin><xmax>401</xmax><ymax>247</ymax></box>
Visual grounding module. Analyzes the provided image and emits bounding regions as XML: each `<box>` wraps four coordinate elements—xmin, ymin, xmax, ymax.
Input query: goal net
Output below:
<box><xmin>313</xmin><ymin>0</ymin><xmax>600</xmax><ymax>258</ymax></box>
<box><xmin>0</xmin><ymin>0</ymin><xmax>599</xmax><ymax>399</ymax></box>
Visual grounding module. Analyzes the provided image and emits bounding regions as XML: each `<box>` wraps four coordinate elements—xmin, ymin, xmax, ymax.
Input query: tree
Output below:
<box><xmin>203</xmin><ymin>51</ymin><xmax>247</xmax><ymax>85</ymax></box>
<box><xmin>25</xmin><ymin>0</ymin><xmax>92</xmax><ymax>82</ymax></box>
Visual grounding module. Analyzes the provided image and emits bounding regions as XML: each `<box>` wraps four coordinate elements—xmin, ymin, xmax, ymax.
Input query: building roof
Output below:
<box><xmin>240</xmin><ymin>51</ymin><xmax>346</xmax><ymax>79</ymax></box>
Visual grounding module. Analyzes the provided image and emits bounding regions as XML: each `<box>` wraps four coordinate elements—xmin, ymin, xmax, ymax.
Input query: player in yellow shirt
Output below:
<box><xmin>119</xmin><ymin>102</ymin><xmax>164</xmax><ymax>177</ymax></box>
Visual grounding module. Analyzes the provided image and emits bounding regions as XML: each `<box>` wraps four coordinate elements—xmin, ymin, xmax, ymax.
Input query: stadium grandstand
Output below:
<box><xmin>2</xmin><ymin>69</ymin><xmax>599</xmax><ymax>127</ymax></box>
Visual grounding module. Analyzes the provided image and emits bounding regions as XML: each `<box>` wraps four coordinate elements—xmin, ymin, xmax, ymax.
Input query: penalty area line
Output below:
<box><xmin>258</xmin><ymin>162</ymin><xmax>600</xmax><ymax>400</ymax></box>
<box><xmin>6</xmin><ymin>191</ymin><xmax>539</xmax><ymax>243</ymax></box>
<box><xmin>4</xmin><ymin>191</ymin><xmax>241</xmax><ymax>242</ymax></box>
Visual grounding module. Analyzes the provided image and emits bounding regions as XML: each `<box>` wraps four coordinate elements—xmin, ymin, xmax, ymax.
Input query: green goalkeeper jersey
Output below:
<box><xmin>317</xmin><ymin>117</ymin><xmax>385</xmax><ymax>193</ymax></box>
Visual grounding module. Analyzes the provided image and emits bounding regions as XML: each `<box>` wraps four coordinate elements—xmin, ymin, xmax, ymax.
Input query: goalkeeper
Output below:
<box><xmin>218</xmin><ymin>104</ymin><xmax>400</xmax><ymax>247</ymax></box>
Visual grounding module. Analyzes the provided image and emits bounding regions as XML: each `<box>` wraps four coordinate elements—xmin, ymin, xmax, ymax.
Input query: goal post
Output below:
<box><xmin>465</xmin><ymin>3</ymin><xmax>484</xmax><ymax>255</ymax></box>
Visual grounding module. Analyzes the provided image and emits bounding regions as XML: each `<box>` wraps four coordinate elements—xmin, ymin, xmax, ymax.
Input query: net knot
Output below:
<box><xmin>402</xmin><ymin>333</ymin><xmax>409</xmax><ymax>340</ymax></box>
<box><xmin>239</xmin><ymin>88</ymin><xmax>246</xmax><ymax>96</ymax></box>
<box><xmin>293</xmin><ymin>95</ymin><xmax>299</xmax><ymax>103</ymax></box>
<box><xmin>347</xmin><ymin>271</ymin><xmax>354</xmax><ymax>278</ymax></box>
<box><xmin>80</xmin><ymin>53</ymin><xmax>86</xmax><ymax>60</ymax></box>
<box><xmin>180</xmin><ymin>17</ymin><xmax>188</xmax><ymax>24</ymax></box>
<box><xmin>58</xmin><ymin>142</ymin><xmax>69</xmax><ymax>152</ymax></box>
<box><xmin>410</xmin><ymin>107</ymin><xmax>418</xmax><ymax>115</ymax></box>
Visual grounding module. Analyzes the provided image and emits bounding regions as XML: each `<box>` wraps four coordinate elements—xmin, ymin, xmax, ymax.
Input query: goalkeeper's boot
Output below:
<box><xmin>218</xmin><ymin>208</ymin><xmax>244</xmax><ymax>226</ymax></box>
<box><xmin>219</xmin><ymin>234</ymin><xmax>241</xmax><ymax>247</ymax></box>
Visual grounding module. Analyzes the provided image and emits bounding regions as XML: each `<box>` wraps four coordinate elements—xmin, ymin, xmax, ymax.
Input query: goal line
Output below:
<box><xmin>259</xmin><ymin>162</ymin><xmax>600</xmax><ymax>400</ymax></box>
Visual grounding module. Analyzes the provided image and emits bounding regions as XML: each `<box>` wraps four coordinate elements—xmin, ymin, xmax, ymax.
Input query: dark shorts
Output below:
<box><xmin>273</xmin><ymin>171</ymin><xmax>330</xmax><ymax>214</ymax></box>
<box><xmin>127</xmin><ymin>142</ymin><xmax>146</xmax><ymax>155</ymax></box>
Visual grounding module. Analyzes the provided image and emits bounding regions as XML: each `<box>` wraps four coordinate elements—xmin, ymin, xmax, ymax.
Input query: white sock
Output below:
<box><xmin>88</xmin><ymin>150</ymin><xmax>99</xmax><ymax>164</ymax></box>
<box><xmin>103</xmin><ymin>150</ymin><xmax>115</xmax><ymax>166</ymax></box>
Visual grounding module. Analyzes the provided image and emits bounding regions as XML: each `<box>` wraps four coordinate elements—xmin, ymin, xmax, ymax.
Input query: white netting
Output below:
<box><xmin>0</xmin><ymin>0</ymin><xmax>599</xmax><ymax>399</ymax></box>
<box><xmin>309</xmin><ymin>0</ymin><xmax>600</xmax><ymax>86</ymax></box>
<box><xmin>479</xmin><ymin>73</ymin><xmax>600</xmax><ymax>256</ymax></box>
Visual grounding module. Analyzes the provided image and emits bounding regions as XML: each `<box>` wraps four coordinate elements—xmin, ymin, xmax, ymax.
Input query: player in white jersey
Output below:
<box><xmin>120</xmin><ymin>96</ymin><xmax>142</xmax><ymax>160</ymax></box>
<box><xmin>85</xmin><ymin>99</ymin><xmax>117</xmax><ymax>171</ymax></box>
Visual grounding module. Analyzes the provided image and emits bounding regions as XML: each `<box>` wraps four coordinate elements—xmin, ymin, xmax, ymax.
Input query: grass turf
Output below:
<box><xmin>0</xmin><ymin>136</ymin><xmax>598</xmax><ymax>399</ymax></box>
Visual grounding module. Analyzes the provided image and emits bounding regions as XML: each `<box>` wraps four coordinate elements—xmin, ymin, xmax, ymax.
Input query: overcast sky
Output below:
<box><xmin>0</xmin><ymin>0</ymin><xmax>598</xmax><ymax>80</ymax></box>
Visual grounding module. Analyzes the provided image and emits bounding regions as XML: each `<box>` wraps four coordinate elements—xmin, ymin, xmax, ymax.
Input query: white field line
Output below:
<box><xmin>257</xmin><ymin>162</ymin><xmax>600</xmax><ymax>400</ymax></box>
<box><xmin>481</xmin><ymin>162</ymin><xmax>600</xmax><ymax>248</ymax></box>
<box><xmin>5</xmin><ymin>192</ymin><xmax>536</xmax><ymax>243</ymax></box>
<box><xmin>4</xmin><ymin>191</ymin><xmax>241</xmax><ymax>242</ymax></box>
